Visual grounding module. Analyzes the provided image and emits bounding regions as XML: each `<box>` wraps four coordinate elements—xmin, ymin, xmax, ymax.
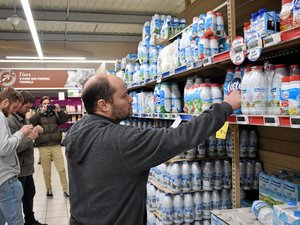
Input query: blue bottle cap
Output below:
<box><xmin>294</xmin><ymin>211</ymin><xmax>300</xmax><ymax>218</ymax></box>
<box><xmin>259</xmin><ymin>8</ymin><xmax>267</xmax><ymax>14</ymax></box>
<box><xmin>288</xmin><ymin>201</ymin><xmax>297</xmax><ymax>206</ymax></box>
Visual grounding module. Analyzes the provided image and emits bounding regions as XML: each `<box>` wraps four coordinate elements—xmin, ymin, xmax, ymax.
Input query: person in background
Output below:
<box><xmin>0</xmin><ymin>87</ymin><xmax>35</xmax><ymax>225</ymax></box>
<box><xmin>7</xmin><ymin>91</ymin><xmax>47</xmax><ymax>225</ymax></box>
<box><xmin>63</xmin><ymin>74</ymin><xmax>241</xmax><ymax>225</ymax></box>
<box><xmin>29</xmin><ymin>96</ymin><xmax>69</xmax><ymax>199</ymax></box>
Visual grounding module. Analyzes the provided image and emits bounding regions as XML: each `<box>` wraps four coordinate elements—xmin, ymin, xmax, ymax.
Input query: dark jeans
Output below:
<box><xmin>18</xmin><ymin>175</ymin><xmax>36</xmax><ymax>224</ymax></box>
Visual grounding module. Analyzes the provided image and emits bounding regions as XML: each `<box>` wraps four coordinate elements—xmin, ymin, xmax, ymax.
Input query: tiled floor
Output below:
<box><xmin>32</xmin><ymin>147</ymin><xmax>70</xmax><ymax>225</ymax></box>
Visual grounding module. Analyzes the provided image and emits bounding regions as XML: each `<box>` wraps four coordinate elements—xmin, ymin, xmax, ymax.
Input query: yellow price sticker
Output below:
<box><xmin>216</xmin><ymin>122</ymin><xmax>229</xmax><ymax>139</ymax></box>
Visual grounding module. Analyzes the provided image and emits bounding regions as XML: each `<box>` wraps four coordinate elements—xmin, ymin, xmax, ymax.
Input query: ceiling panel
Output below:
<box><xmin>95</xmin><ymin>23</ymin><xmax>142</xmax><ymax>34</ymax></box>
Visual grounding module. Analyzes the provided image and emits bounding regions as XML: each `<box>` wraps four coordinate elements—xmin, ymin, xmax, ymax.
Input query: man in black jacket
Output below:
<box><xmin>7</xmin><ymin>91</ymin><xmax>47</xmax><ymax>225</ymax></box>
<box><xmin>63</xmin><ymin>74</ymin><xmax>241</xmax><ymax>225</ymax></box>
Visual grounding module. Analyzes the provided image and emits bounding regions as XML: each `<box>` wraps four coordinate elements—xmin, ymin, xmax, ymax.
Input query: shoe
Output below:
<box><xmin>63</xmin><ymin>192</ymin><xmax>69</xmax><ymax>198</ymax></box>
<box><xmin>46</xmin><ymin>191</ymin><xmax>53</xmax><ymax>199</ymax></box>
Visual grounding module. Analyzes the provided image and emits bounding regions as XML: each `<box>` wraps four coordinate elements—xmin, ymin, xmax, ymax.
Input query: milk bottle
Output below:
<box><xmin>171</xmin><ymin>82</ymin><xmax>182</xmax><ymax>113</ymax></box>
<box><xmin>199</xmin><ymin>84</ymin><xmax>212</xmax><ymax>112</ymax></box>
<box><xmin>198</xmin><ymin>14</ymin><xmax>206</xmax><ymax>37</ymax></box>
<box><xmin>170</xmin><ymin>162</ymin><xmax>182</xmax><ymax>193</ymax></box>
<box><xmin>250</xmin><ymin>66</ymin><xmax>266</xmax><ymax>115</ymax></box>
<box><xmin>265</xmin><ymin>64</ymin><xmax>275</xmax><ymax>114</ymax></box>
<box><xmin>160</xmin><ymin>82</ymin><xmax>172</xmax><ymax>113</ymax></box>
<box><xmin>216</xmin><ymin>12</ymin><xmax>224</xmax><ymax>37</ymax></box>
<box><xmin>205</xmin><ymin>11</ymin><xmax>217</xmax><ymax>35</ymax></box>
<box><xmin>185</xmin><ymin>148</ymin><xmax>196</xmax><ymax>159</ymax></box>
<box><xmin>239</xmin><ymin>129</ymin><xmax>248</xmax><ymax>158</ymax></box>
<box><xmin>154</xmin><ymin>83</ymin><xmax>161</xmax><ymax>113</ymax></box>
<box><xmin>203</xmin><ymin>220</ymin><xmax>211</xmax><ymax>225</ymax></box>
<box><xmin>212</xmin><ymin>190</ymin><xmax>222</xmax><ymax>210</ymax></box>
<box><xmin>194</xmin><ymin>192</ymin><xmax>203</xmax><ymax>221</ymax></box>
<box><xmin>156</xmin><ymin>189</ymin><xmax>163</xmax><ymax>212</ymax></box>
<box><xmin>165</xmin><ymin>163</ymin><xmax>171</xmax><ymax>188</ymax></box>
<box><xmin>216</xmin><ymin>137</ymin><xmax>226</xmax><ymax>157</ymax></box>
<box><xmin>208</xmin><ymin>135</ymin><xmax>217</xmax><ymax>157</ymax></box>
<box><xmin>225</xmin><ymin>127</ymin><xmax>233</xmax><ymax>157</ymax></box>
<box><xmin>211</xmin><ymin>83</ymin><xmax>223</xmax><ymax>104</ymax></box>
<box><xmin>184</xmin><ymin>194</ymin><xmax>195</xmax><ymax>223</ymax></box>
<box><xmin>147</xmin><ymin>183</ymin><xmax>156</xmax><ymax>211</ymax></box>
<box><xmin>240</xmin><ymin>160</ymin><xmax>247</xmax><ymax>189</ymax></box>
<box><xmin>203</xmin><ymin>191</ymin><xmax>212</xmax><ymax>219</ymax></box>
<box><xmin>231</xmin><ymin>67</ymin><xmax>243</xmax><ymax>114</ymax></box>
<box><xmin>213</xmin><ymin>160</ymin><xmax>223</xmax><ymax>190</ymax></box>
<box><xmin>253</xmin><ymin>161</ymin><xmax>263</xmax><ymax>190</ymax></box>
<box><xmin>221</xmin><ymin>189</ymin><xmax>231</xmax><ymax>209</ymax></box>
<box><xmin>191</xmin><ymin>162</ymin><xmax>202</xmax><ymax>191</ymax></box>
<box><xmin>203</xmin><ymin>161</ymin><xmax>214</xmax><ymax>191</ymax></box>
<box><xmin>180</xmin><ymin>33</ymin><xmax>186</xmax><ymax>66</ymax></box>
<box><xmin>184</xmin><ymin>78</ymin><xmax>194</xmax><ymax>113</ymax></box>
<box><xmin>147</xmin><ymin>211</ymin><xmax>156</xmax><ymax>225</ymax></box>
<box><xmin>197</xmin><ymin>141</ymin><xmax>206</xmax><ymax>159</ymax></box>
<box><xmin>223</xmin><ymin>159</ymin><xmax>232</xmax><ymax>189</ymax></box>
<box><xmin>185</xmin><ymin>33</ymin><xmax>193</xmax><ymax>64</ymax></box>
<box><xmin>245</xmin><ymin>160</ymin><xmax>254</xmax><ymax>190</ymax></box>
<box><xmin>173</xmin><ymin>195</ymin><xmax>184</xmax><ymax>224</ymax></box>
<box><xmin>248</xmin><ymin>130</ymin><xmax>257</xmax><ymax>158</ymax></box>
<box><xmin>161</xmin><ymin>194</ymin><xmax>173</xmax><ymax>224</ymax></box>
<box><xmin>182</xmin><ymin>162</ymin><xmax>192</xmax><ymax>192</ymax></box>
<box><xmin>241</xmin><ymin>67</ymin><xmax>252</xmax><ymax>115</ymax></box>
<box><xmin>271</xmin><ymin>64</ymin><xmax>289</xmax><ymax>114</ymax></box>
<box><xmin>224</xmin><ymin>68</ymin><xmax>235</xmax><ymax>98</ymax></box>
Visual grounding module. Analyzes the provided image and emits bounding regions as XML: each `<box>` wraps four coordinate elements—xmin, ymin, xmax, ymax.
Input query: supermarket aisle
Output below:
<box><xmin>32</xmin><ymin>147</ymin><xmax>70</xmax><ymax>225</ymax></box>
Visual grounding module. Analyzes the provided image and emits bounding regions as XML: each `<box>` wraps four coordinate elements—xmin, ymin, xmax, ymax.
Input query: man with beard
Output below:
<box><xmin>0</xmin><ymin>87</ymin><xmax>36</xmax><ymax>225</ymax></box>
<box><xmin>63</xmin><ymin>74</ymin><xmax>241</xmax><ymax>225</ymax></box>
<box><xmin>8</xmin><ymin>91</ymin><xmax>47</xmax><ymax>225</ymax></box>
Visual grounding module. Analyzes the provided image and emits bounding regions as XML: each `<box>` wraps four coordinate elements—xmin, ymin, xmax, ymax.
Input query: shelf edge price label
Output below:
<box><xmin>163</xmin><ymin>113</ymin><xmax>170</xmax><ymax>119</ymax></box>
<box><xmin>153</xmin><ymin>113</ymin><xmax>159</xmax><ymax>118</ymax></box>
<box><xmin>171</xmin><ymin>113</ymin><xmax>178</xmax><ymax>119</ymax></box>
<box><xmin>264</xmin><ymin>116</ymin><xmax>279</xmax><ymax>126</ymax></box>
<box><xmin>169</xmin><ymin>69</ymin><xmax>175</xmax><ymax>76</ymax></box>
<box><xmin>137</xmin><ymin>113</ymin><xmax>142</xmax><ymax>118</ymax></box>
<box><xmin>263</xmin><ymin>32</ymin><xmax>281</xmax><ymax>47</ymax></box>
<box><xmin>171</xmin><ymin>116</ymin><xmax>182</xmax><ymax>128</ymax></box>
<box><xmin>157</xmin><ymin>78</ymin><xmax>162</xmax><ymax>84</ymax></box>
<box><xmin>203</xmin><ymin>57</ymin><xmax>213</xmax><ymax>66</ymax></box>
<box><xmin>290</xmin><ymin>117</ymin><xmax>300</xmax><ymax>128</ymax></box>
<box><xmin>236</xmin><ymin>115</ymin><xmax>249</xmax><ymax>124</ymax></box>
<box><xmin>186</xmin><ymin>62</ymin><xmax>194</xmax><ymax>70</ymax></box>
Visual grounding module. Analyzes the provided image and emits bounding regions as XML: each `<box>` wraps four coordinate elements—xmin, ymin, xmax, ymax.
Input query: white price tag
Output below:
<box><xmin>290</xmin><ymin>117</ymin><xmax>300</xmax><ymax>128</ymax></box>
<box><xmin>236</xmin><ymin>115</ymin><xmax>249</xmax><ymax>124</ymax></box>
<box><xmin>171</xmin><ymin>113</ymin><xmax>178</xmax><ymax>120</ymax></box>
<box><xmin>263</xmin><ymin>33</ymin><xmax>281</xmax><ymax>47</ymax></box>
<box><xmin>163</xmin><ymin>113</ymin><xmax>170</xmax><ymax>119</ymax></box>
<box><xmin>186</xmin><ymin>63</ymin><xmax>194</xmax><ymax>70</ymax></box>
<box><xmin>203</xmin><ymin>57</ymin><xmax>213</xmax><ymax>66</ymax></box>
<box><xmin>157</xmin><ymin>79</ymin><xmax>162</xmax><ymax>84</ymax></box>
<box><xmin>169</xmin><ymin>69</ymin><xmax>175</xmax><ymax>76</ymax></box>
<box><xmin>153</xmin><ymin>113</ymin><xmax>160</xmax><ymax>118</ymax></box>
<box><xmin>58</xmin><ymin>92</ymin><xmax>65</xmax><ymax>100</ymax></box>
<box><xmin>171</xmin><ymin>116</ymin><xmax>182</xmax><ymax>128</ymax></box>
<box><xmin>264</xmin><ymin>116</ymin><xmax>279</xmax><ymax>126</ymax></box>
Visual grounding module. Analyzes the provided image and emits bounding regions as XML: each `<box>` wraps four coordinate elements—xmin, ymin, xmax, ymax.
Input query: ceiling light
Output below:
<box><xmin>6</xmin><ymin>56</ymin><xmax>87</xmax><ymax>60</ymax></box>
<box><xmin>0</xmin><ymin>59</ymin><xmax>117</xmax><ymax>64</ymax></box>
<box><xmin>7</xmin><ymin>14</ymin><xmax>23</xmax><ymax>25</ymax></box>
<box><xmin>21</xmin><ymin>0</ymin><xmax>43</xmax><ymax>58</ymax></box>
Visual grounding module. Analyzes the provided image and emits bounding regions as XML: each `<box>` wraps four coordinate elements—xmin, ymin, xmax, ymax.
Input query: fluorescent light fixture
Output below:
<box><xmin>6</xmin><ymin>56</ymin><xmax>86</xmax><ymax>60</ymax></box>
<box><xmin>0</xmin><ymin>59</ymin><xmax>117</xmax><ymax>64</ymax></box>
<box><xmin>21</xmin><ymin>0</ymin><xmax>43</xmax><ymax>58</ymax></box>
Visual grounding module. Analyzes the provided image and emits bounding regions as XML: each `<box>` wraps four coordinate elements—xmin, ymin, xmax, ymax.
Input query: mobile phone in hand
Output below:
<box><xmin>47</xmin><ymin>105</ymin><xmax>56</xmax><ymax>111</ymax></box>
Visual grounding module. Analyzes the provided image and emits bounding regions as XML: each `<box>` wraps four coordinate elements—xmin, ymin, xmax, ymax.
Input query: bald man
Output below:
<box><xmin>63</xmin><ymin>74</ymin><xmax>241</xmax><ymax>225</ymax></box>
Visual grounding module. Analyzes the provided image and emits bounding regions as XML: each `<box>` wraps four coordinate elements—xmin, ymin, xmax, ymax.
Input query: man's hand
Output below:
<box><xmin>27</xmin><ymin>129</ymin><xmax>39</xmax><ymax>140</ymax></box>
<box><xmin>19</xmin><ymin>125</ymin><xmax>33</xmax><ymax>136</ymax></box>
<box><xmin>54</xmin><ymin>103</ymin><xmax>61</xmax><ymax>112</ymax></box>
<box><xmin>34</xmin><ymin>125</ymin><xmax>44</xmax><ymax>134</ymax></box>
<box><xmin>223</xmin><ymin>90</ymin><xmax>241</xmax><ymax>111</ymax></box>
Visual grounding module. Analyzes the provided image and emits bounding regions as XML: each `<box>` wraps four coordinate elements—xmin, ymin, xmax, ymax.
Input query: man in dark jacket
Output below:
<box><xmin>29</xmin><ymin>96</ymin><xmax>69</xmax><ymax>199</ymax></box>
<box><xmin>63</xmin><ymin>74</ymin><xmax>241</xmax><ymax>225</ymax></box>
<box><xmin>7</xmin><ymin>91</ymin><xmax>47</xmax><ymax>225</ymax></box>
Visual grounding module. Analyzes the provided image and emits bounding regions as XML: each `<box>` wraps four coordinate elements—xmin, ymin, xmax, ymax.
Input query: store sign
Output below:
<box><xmin>0</xmin><ymin>69</ymin><xmax>95</xmax><ymax>88</ymax></box>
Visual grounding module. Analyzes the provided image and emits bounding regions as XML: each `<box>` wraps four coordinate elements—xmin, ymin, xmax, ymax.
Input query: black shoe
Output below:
<box><xmin>46</xmin><ymin>191</ymin><xmax>53</xmax><ymax>199</ymax></box>
<box><xmin>25</xmin><ymin>220</ymin><xmax>48</xmax><ymax>225</ymax></box>
<box><xmin>63</xmin><ymin>192</ymin><xmax>69</xmax><ymax>198</ymax></box>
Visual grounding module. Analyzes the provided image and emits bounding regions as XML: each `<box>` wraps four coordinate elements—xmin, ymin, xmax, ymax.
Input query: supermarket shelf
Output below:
<box><xmin>149</xmin><ymin>179</ymin><xmax>204</xmax><ymax>195</ymax></box>
<box><xmin>167</xmin><ymin>156</ymin><xmax>229</xmax><ymax>163</ymax></box>
<box><xmin>132</xmin><ymin>113</ymin><xmax>300</xmax><ymax>129</ymax></box>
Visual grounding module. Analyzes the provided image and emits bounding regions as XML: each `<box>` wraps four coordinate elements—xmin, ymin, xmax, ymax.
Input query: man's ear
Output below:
<box><xmin>1</xmin><ymin>99</ymin><xmax>9</xmax><ymax>108</ymax></box>
<box><xmin>97</xmin><ymin>99</ymin><xmax>110</xmax><ymax>112</ymax></box>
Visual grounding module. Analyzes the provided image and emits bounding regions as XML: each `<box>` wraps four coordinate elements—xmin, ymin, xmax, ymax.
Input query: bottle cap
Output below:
<box><xmin>294</xmin><ymin>210</ymin><xmax>300</xmax><ymax>218</ymax></box>
<box><xmin>288</xmin><ymin>200</ymin><xmax>297</xmax><ymax>206</ymax></box>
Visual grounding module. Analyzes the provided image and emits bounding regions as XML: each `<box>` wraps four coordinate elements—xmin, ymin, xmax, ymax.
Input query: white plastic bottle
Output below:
<box><xmin>194</xmin><ymin>192</ymin><xmax>203</xmax><ymax>221</ymax></box>
<box><xmin>251</xmin><ymin>66</ymin><xmax>266</xmax><ymax>115</ymax></box>
<box><xmin>271</xmin><ymin>64</ymin><xmax>289</xmax><ymax>115</ymax></box>
<box><xmin>252</xmin><ymin>200</ymin><xmax>273</xmax><ymax>225</ymax></box>
<box><xmin>197</xmin><ymin>141</ymin><xmax>206</xmax><ymax>159</ymax></box>
<box><xmin>173</xmin><ymin>195</ymin><xmax>184</xmax><ymax>224</ymax></box>
<box><xmin>161</xmin><ymin>194</ymin><xmax>174</xmax><ymax>224</ymax></box>
<box><xmin>210</xmin><ymin>36</ymin><xmax>219</xmax><ymax>56</ymax></box>
<box><xmin>212</xmin><ymin>190</ymin><xmax>221</xmax><ymax>210</ymax></box>
<box><xmin>147</xmin><ymin>183</ymin><xmax>156</xmax><ymax>211</ymax></box>
<box><xmin>184</xmin><ymin>78</ymin><xmax>194</xmax><ymax>113</ymax></box>
<box><xmin>170</xmin><ymin>163</ymin><xmax>182</xmax><ymax>193</ymax></box>
<box><xmin>223</xmin><ymin>160</ymin><xmax>232</xmax><ymax>189</ymax></box>
<box><xmin>185</xmin><ymin>148</ymin><xmax>196</xmax><ymax>159</ymax></box>
<box><xmin>202</xmin><ymin>191</ymin><xmax>212</xmax><ymax>219</ymax></box>
<box><xmin>207</xmin><ymin>135</ymin><xmax>217</xmax><ymax>157</ymax></box>
<box><xmin>213</xmin><ymin>160</ymin><xmax>223</xmax><ymax>190</ymax></box>
<box><xmin>245</xmin><ymin>160</ymin><xmax>254</xmax><ymax>190</ymax></box>
<box><xmin>265</xmin><ymin>64</ymin><xmax>275</xmax><ymax>114</ymax></box>
<box><xmin>161</xmin><ymin>163</ymin><xmax>168</xmax><ymax>187</ymax></box>
<box><xmin>182</xmin><ymin>162</ymin><xmax>192</xmax><ymax>192</ymax></box>
<box><xmin>203</xmin><ymin>220</ymin><xmax>211</xmax><ymax>225</ymax></box>
<box><xmin>199</xmin><ymin>83</ymin><xmax>212</xmax><ymax>112</ymax></box>
<box><xmin>253</xmin><ymin>161</ymin><xmax>263</xmax><ymax>190</ymax></box>
<box><xmin>211</xmin><ymin>83</ymin><xmax>223</xmax><ymax>104</ymax></box>
<box><xmin>216</xmin><ymin>137</ymin><xmax>226</xmax><ymax>157</ymax></box>
<box><xmin>203</xmin><ymin>161</ymin><xmax>214</xmax><ymax>191</ymax></box>
<box><xmin>225</xmin><ymin>127</ymin><xmax>233</xmax><ymax>158</ymax></box>
<box><xmin>239</xmin><ymin>129</ymin><xmax>248</xmax><ymax>158</ymax></box>
<box><xmin>205</xmin><ymin>11</ymin><xmax>217</xmax><ymax>35</ymax></box>
<box><xmin>191</xmin><ymin>162</ymin><xmax>202</xmax><ymax>191</ymax></box>
<box><xmin>216</xmin><ymin>12</ymin><xmax>224</xmax><ymax>37</ymax></box>
<box><xmin>240</xmin><ymin>160</ymin><xmax>247</xmax><ymax>190</ymax></box>
<box><xmin>221</xmin><ymin>189</ymin><xmax>231</xmax><ymax>209</ymax></box>
<box><xmin>156</xmin><ymin>189</ymin><xmax>162</xmax><ymax>212</ymax></box>
<box><xmin>160</xmin><ymin>82</ymin><xmax>172</xmax><ymax>113</ymax></box>
<box><xmin>241</xmin><ymin>67</ymin><xmax>252</xmax><ymax>115</ymax></box>
<box><xmin>184</xmin><ymin>193</ymin><xmax>195</xmax><ymax>223</ymax></box>
<box><xmin>179</xmin><ymin>33</ymin><xmax>186</xmax><ymax>65</ymax></box>
<box><xmin>248</xmin><ymin>130</ymin><xmax>257</xmax><ymax>158</ymax></box>
<box><xmin>199</xmin><ymin>36</ymin><xmax>210</xmax><ymax>59</ymax></box>
<box><xmin>171</xmin><ymin>83</ymin><xmax>182</xmax><ymax>113</ymax></box>
<box><xmin>185</xmin><ymin>33</ymin><xmax>193</xmax><ymax>64</ymax></box>
<box><xmin>288</xmin><ymin>75</ymin><xmax>300</xmax><ymax>115</ymax></box>
<box><xmin>147</xmin><ymin>211</ymin><xmax>156</xmax><ymax>225</ymax></box>
<box><xmin>280</xmin><ymin>76</ymin><xmax>290</xmax><ymax>115</ymax></box>
<box><xmin>154</xmin><ymin>83</ymin><xmax>161</xmax><ymax>113</ymax></box>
